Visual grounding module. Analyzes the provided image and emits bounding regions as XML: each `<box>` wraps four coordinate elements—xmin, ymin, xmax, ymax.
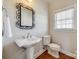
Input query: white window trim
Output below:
<box><xmin>53</xmin><ymin>4</ymin><xmax>76</xmax><ymax>31</ymax></box>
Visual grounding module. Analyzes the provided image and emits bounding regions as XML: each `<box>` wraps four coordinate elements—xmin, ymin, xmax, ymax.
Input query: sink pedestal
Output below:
<box><xmin>26</xmin><ymin>47</ymin><xmax>34</xmax><ymax>59</ymax></box>
<box><xmin>15</xmin><ymin>37</ymin><xmax>41</xmax><ymax>59</ymax></box>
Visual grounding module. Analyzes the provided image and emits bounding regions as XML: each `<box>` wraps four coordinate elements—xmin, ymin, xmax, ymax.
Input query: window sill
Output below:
<box><xmin>54</xmin><ymin>28</ymin><xmax>76</xmax><ymax>32</ymax></box>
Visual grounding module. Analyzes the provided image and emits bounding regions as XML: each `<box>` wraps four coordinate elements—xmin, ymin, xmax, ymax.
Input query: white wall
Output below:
<box><xmin>3</xmin><ymin>0</ymin><xmax>48</xmax><ymax>45</ymax></box>
<box><xmin>48</xmin><ymin>0</ymin><xmax>77</xmax><ymax>55</ymax></box>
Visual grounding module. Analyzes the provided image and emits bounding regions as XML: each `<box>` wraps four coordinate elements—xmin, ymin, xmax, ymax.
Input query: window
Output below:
<box><xmin>55</xmin><ymin>8</ymin><xmax>74</xmax><ymax>29</ymax></box>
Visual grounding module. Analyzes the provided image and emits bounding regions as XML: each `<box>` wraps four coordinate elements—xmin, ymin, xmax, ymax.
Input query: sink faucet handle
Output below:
<box><xmin>22</xmin><ymin>36</ymin><xmax>25</xmax><ymax>39</ymax></box>
<box><xmin>27</xmin><ymin>32</ymin><xmax>30</xmax><ymax>38</ymax></box>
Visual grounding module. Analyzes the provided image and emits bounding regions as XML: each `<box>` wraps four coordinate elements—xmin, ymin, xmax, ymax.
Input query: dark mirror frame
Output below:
<box><xmin>16</xmin><ymin>3</ymin><xmax>35</xmax><ymax>29</ymax></box>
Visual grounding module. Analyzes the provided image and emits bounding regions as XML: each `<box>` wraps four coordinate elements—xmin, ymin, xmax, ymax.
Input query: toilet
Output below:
<box><xmin>42</xmin><ymin>35</ymin><xmax>61</xmax><ymax>58</ymax></box>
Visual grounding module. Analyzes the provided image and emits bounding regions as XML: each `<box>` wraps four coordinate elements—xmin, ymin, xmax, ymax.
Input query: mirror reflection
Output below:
<box><xmin>16</xmin><ymin>3</ymin><xmax>35</xmax><ymax>29</ymax></box>
<box><xmin>21</xmin><ymin>6</ymin><xmax>32</xmax><ymax>26</ymax></box>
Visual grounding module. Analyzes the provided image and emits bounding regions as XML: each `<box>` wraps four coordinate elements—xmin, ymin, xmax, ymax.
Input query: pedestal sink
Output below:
<box><xmin>15</xmin><ymin>36</ymin><xmax>42</xmax><ymax>59</ymax></box>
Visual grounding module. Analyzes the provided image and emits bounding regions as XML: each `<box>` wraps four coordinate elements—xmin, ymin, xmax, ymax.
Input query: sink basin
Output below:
<box><xmin>15</xmin><ymin>36</ymin><xmax>41</xmax><ymax>48</ymax></box>
<box><xmin>15</xmin><ymin>36</ymin><xmax>42</xmax><ymax>59</ymax></box>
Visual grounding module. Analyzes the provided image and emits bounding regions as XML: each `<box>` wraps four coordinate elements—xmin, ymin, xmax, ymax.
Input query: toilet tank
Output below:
<box><xmin>42</xmin><ymin>35</ymin><xmax>51</xmax><ymax>45</ymax></box>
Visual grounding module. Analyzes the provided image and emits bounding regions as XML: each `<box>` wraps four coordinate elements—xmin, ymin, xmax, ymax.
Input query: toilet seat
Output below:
<box><xmin>48</xmin><ymin>43</ymin><xmax>60</xmax><ymax>51</ymax></box>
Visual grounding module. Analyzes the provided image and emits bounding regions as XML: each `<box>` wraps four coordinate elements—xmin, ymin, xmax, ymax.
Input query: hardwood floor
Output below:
<box><xmin>36</xmin><ymin>50</ymin><xmax>75</xmax><ymax>59</ymax></box>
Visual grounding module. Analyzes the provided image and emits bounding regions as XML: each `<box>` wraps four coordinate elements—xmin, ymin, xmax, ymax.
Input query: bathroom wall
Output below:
<box><xmin>2</xmin><ymin>0</ymin><xmax>48</xmax><ymax>59</ymax></box>
<box><xmin>48</xmin><ymin>0</ymin><xmax>77</xmax><ymax>57</ymax></box>
<box><xmin>3</xmin><ymin>0</ymin><xmax>48</xmax><ymax>45</ymax></box>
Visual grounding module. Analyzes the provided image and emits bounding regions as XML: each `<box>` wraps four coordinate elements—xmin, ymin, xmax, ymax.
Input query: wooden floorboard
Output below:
<box><xmin>36</xmin><ymin>50</ymin><xmax>75</xmax><ymax>59</ymax></box>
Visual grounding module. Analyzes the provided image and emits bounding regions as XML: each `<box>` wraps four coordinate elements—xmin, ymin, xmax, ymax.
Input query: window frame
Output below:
<box><xmin>54</xmin><ymin>5</ymin><xmax>76</xmax><ymax>30</ymax></box>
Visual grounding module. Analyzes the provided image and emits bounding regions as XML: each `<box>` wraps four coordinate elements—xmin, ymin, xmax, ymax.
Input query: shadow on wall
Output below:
<box><xmin>3</xmin><ymin>42</ymin><xmax>26</xmax><ymax>59</ymax></box>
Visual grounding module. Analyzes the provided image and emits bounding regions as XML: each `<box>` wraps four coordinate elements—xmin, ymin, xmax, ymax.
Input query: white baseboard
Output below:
<box><xmin>34</xmin><ymin>49</ymin><xmax>46</xmax><ymax>58</ymax></box>
<box><xmin>34</xmin><ymin>49</ymin><xmax>77</xmax><ymax>58</ymax></box>
<box><xmin>60</xmin><ymin>49</ymin><xmax>77</xmax><ymax>58</ymax></box>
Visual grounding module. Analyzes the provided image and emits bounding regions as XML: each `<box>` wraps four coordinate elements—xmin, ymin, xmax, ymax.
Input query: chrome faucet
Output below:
<box><xmin>27</xmin><ymin>32</ymin><xmax>30</xmax><ymax>38</ymax></box>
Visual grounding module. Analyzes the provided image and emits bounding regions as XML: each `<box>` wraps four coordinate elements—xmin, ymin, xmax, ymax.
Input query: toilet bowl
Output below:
<box><xmin>42</xmin><ymin>35</ymin><xmax>60</xmax><ymax>58</ymax></box>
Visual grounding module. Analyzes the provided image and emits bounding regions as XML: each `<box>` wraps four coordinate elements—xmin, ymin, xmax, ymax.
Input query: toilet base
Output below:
<box><xmin>48</xmin><ymin>48</ymin><xmax>60</xmax><ymax>58</ymax></box>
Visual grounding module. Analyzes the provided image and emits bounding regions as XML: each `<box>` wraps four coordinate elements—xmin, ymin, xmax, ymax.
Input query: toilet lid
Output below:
<box><xmin>48</xmin><ymin>43</ymin><xmax>60</xmax><ymax>48</ymax></box>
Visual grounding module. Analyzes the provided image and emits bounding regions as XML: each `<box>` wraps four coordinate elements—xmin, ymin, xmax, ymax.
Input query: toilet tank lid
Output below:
<box><xmin>43</xmin><ymin>35</ymin><xmax>50</xmax><ymax>38</ymax></box>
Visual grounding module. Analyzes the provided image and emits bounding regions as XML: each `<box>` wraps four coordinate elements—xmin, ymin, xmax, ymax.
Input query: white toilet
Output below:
<box><xmin>42</xmin><ymin>35</ymin><xmax>61</xmax><ymax>58</ymax></box>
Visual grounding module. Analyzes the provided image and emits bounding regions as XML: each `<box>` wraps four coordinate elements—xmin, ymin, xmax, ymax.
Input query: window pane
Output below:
<box><xmin>65</xmin><ymin>20</ymin><xmax>72</xmax><ymax>24</ymax></box>
<box><xmin>65</xmin><ymin>24</ymin><xmax>72</xmax><ymax>28</ymax></box>
<box><xmin>62</xmin><ymin>24</ymin><xmax>66</xmax><ymax>28</ymax></box>
<box><xmin>61</xmin><ymin>20</ymin><xmax>66</xmax><ymax>24</ymax></box>
<box><xmin>56</xmin><ymin>20</ymin><xmax>61</xmax><ymax>24</ymax></box>
<box><xmin>65</xmin><ymin>8</ymin><xmax>74</xmax><ymax>18</ymax></box>
<box><xmin>61</xmin><ymin>11</ymin><xmax>66</xmax><ymax>19</ymax></box>
<box><xmin>56</xmin><ymin>12</ymin><xmax>62</xmax><ymax>20</ymax></box>
<box><xmin>56</xmin><ymin>25</ymin><xmax>61</xmax><ymax>29</ymax></box>
<box><xmin>68</xmin><ymin>24</ymin><xmax>72</xmax><ymax>28</ymax></box>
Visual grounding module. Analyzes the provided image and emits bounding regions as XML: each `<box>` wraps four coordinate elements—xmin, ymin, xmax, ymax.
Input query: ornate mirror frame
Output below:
<box><xmin>16</xmin><ymin>3</ymin><xmax>35</xmax><ymax>29</ymax></box>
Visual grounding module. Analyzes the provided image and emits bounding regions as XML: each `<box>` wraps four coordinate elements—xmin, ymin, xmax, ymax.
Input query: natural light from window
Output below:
<box><xmin>55</xmin><ymin>8</ymin><xmax>74</xmax><ymax>29</ymax></box>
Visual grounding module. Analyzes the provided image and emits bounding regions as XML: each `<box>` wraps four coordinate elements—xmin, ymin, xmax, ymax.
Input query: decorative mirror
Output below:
<box><xmin>16</xmin><ymin>3</ymin><xmax>35</xmax><ymax>29</ymax></box>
